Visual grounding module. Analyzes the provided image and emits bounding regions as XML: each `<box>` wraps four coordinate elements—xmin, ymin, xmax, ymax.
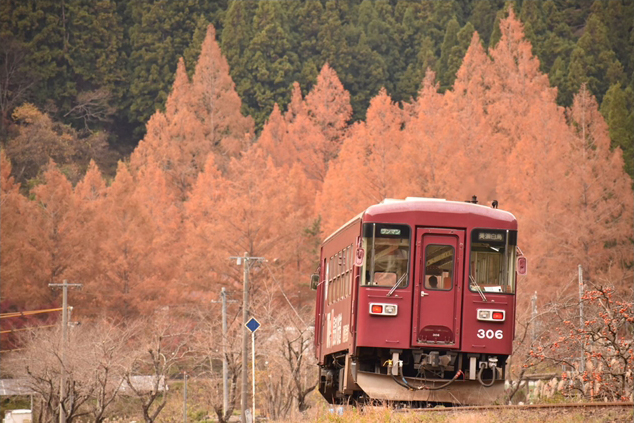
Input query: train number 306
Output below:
<box><xmin>477</xmin><ymin>329</ymin><xmax>503</xmax><ymax>339</ymax></box>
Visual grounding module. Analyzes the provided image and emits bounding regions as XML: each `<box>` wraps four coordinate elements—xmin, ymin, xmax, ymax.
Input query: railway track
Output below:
<box><xmin>325</xmin><ymin>401</ymin><xmax>633</xmax><ymax>422</ymax></box>
<box><xmin>399</xmin><ymin>401</ymin><xmax>633</xmax><ymax>413</ymax></box>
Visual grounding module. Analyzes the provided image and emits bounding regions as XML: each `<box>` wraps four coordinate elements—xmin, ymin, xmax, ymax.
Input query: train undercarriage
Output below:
<box><xmin>319</xmin><ymin>347</ymin><xmax>508</xmax><ymax>406</ymax></box>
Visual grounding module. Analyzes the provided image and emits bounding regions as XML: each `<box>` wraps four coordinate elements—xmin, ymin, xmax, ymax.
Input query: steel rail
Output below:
<box><xmin>398</xmin><ymin>401</ymin><xmax>634</xmax><ymax>413</ymax></box>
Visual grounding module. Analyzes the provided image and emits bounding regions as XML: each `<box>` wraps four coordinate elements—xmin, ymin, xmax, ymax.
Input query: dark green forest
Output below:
<box><xmin>1</xmin><ymin>0</ymin><xmax>632</xmax><ymax>182</ymax></box>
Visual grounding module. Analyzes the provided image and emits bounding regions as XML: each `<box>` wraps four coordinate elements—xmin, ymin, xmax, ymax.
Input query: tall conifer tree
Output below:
<box><xmin>0</xmin><ymin>152</ymin><xmax>49</xmax><ymax>307</ymax></box>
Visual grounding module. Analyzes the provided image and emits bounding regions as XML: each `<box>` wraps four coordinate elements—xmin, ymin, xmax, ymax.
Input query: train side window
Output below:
<box><xmin>342</xmin><ymin>248</ymin><xmax>347</xmax><ymax>299</ymax></box>
<box><xmin>332</xmin><ymin>255</ymin><xmax>337</xmax><ymax>303</ymax></box>
<box><xmin>347</xmin><ymin>246</ymin><xmax>352</xmax><ymax>297</ymax></box>
<box><xmin>424</xmin><ymin>244</ymin><xmax>454</xmax><ymax>290</ymax></box>
<box><xmin>334</xmin><ymin>255</ymin><xmax>338</xmax><ymax>303</ymax></box>
<box><xmin>339</xmin><ymin>250</ymin><xmax>344</xmax><ymax>300</ymax></box>
<box><xmin>336</xmin><ymin>251</ymin><xmax>341</xmax><ymax>301</ymax></box>
<box><xmin>328</xmin><ymin>256</ymin><xmax>334</xmax><ymax>304</ymax></box>
<box><xmin>324</xmin><ymin>259</ymin><xmax>329</xmax><ymax>305</ymax></box>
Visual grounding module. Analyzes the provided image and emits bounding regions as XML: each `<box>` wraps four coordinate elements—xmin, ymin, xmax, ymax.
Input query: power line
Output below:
<box><xmin>0</xmin><ymin>307</ymin><xmax>63</xmax><ymax>319</ymax></box>
<box><xmin>0</xmin><ymin>324</ymin><xmax>57</xmax><ymax>335</ymax></box>
<box><xmin>0</xmin><ymin>348</ymin><xmax>24</xmax><ymax>353</ymax></box>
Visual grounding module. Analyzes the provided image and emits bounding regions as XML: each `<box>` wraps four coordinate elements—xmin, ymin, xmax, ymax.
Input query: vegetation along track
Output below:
<box><xmin>401</xmin><ymin>401</ymin><xmax>634</xmax><ymax>413</ymax></box>
<box><xmin>395</xmin><ymin>401</ymin><xmax>634</xmax><ymax>421</ymax></box>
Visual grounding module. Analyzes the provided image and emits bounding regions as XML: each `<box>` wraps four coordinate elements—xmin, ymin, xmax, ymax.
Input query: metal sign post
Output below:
<box><xmin>230</xmin><ymin>253</ymin><xmax>265</xmax><ymax>423</ymax></box>
<box><xmin>245</xmin><ymin>317</ymin><xmax>261</xmax><ymax>421</ymax></box>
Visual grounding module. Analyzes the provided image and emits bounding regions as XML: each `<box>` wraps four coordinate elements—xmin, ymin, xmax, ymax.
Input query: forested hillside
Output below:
<box><xmin>1</xmin><ymin>0</ymin><xmax>632</xmax><ymax>186</ymax></box>
<box><xmin>1</xmin><ymin>7</ymin><xmax>631</xmax><ymax>322</ymax></box>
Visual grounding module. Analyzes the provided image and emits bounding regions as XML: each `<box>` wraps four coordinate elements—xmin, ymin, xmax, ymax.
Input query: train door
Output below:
<box><xmin>411</xmin><ymin>228</ymin><xmax>464</xmax><ymax>348</ymax></box>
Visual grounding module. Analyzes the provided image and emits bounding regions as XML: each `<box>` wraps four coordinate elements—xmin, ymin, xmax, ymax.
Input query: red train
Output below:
<box><xmin>311</xmin><ymin>197</ymin><xmax>527</xmax><ymax>405</ymax></box>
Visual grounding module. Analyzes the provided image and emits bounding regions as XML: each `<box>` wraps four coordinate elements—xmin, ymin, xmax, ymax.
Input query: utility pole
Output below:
<box><xmin>230</xmin><ymin>253</ymin><xmax>265</xmax><ymax>423</ymax></box>
<box><xmin>211</xmin><ymin>287</ymin><xmax>237</xmax><ymax>417</ymax></box>
<box><xmin>221</xmin><ymin>288</ymin><xmax>230</xmax><ymax>417</ymax></box>
<box><xmin>241</xmin><ymin>252</ymin><xmax>249</xmax><ymax>423</ymax></box>
<box><xmin>578</xmin><ymin>265</ymin><xmax>585</xmax><ymax>374</ymax></box>
<box><xmin>183</xmin><ymin>372</ymin><xmax>188</xmax><ymax>423</ymax></box>
<box><xmin>49</xmin><ymin>279</ymin><xmax>82</xmax><ymax>423</ymax></box>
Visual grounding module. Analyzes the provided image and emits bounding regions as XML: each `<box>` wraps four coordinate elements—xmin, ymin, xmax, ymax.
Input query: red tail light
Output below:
<box><xmin>492</xmin><ymin>312</ymin><xmax>504</xmax><ymax>320</ymax></box>
<box><xmin>371</xmin><ymin>304</ymin><xmax>383</xmax><ymax>314</ymax></box>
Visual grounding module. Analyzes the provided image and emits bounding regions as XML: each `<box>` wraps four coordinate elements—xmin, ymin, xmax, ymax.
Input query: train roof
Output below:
<box><xmin>365</xmin><ymin>197</ymin><xmax>517</xmax><ymax>223</ymax></box>
<box><xmin>324</xmin><ymin>198</ymin><xmax>516</xmax><ymax>243</ymax></box>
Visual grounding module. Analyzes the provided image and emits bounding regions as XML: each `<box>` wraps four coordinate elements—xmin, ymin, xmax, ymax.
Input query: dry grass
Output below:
<box><xmin>278</xmin><ymin>403</ymin><xmax>634</xmax><ymax>423</ymax></box>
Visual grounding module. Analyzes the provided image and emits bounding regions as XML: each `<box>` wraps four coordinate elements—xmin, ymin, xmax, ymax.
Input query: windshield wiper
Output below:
<box><xmin>470</xmin><ymin>275</ymin><xmax>488</xmax><ymax>302</ymax></box>
<box><xmin>387</xmin><ymin>273</ymin><xmax>407</xmax><ymax>297</ymax></box>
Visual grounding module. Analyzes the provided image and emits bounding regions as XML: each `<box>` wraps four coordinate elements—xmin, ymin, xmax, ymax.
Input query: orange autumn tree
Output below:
<box><xmin>182</xmin><ymin>154</ymin><xmax>226</xmax><ymax>295</ymax></box>
<box><xmin>257</xmin><ymin>103</ymin><xmax>297</xmax><ymax>170</ymax></box>
<box><xmin>132</xmin><ymin>158</ymin><xmax>185</xmax><ymax>302</ymax></box>
<box><xmin>130</xmin><ymin>59</ymin><xmax>205</xmax><ymax>197</ymax></box>
<box><xmin>259</xmin><ymin>67</ymin><xmax>353</xmax><ymax>185</ymax></box>
<box><xmin>191</xmin><ymin>25</ymin><xmax>254</xmax><ymax>165</ymax></box>
<box><xmin>258</xmin><ymin>84</ymin><xmax>330</xmax><ymax>183</ymax></box>
<box><xmin>71</xmin><ymin>161</ymin><xmax>110</xmax><ymax>312</ymax></box>
<box><xmin>89</xmin><ymin>162</ymin><xmax>167</xmax><ymax>318</ymax></box>
<box><xmin>558</xmin><ymin>86</ymin><xmax>632</xmax><ymax>289</ymax></box>
<box><xmin>0</xmin><ymin>151</ymin><xmax>50</xmax><ymax>308</ymax></box>
<box><xmin>402</xmin><ymin>70</ymin><xmax>470</xmax><ymax>199</ymax></box>
<box><xmin>317</xmin><ymin>88</ymin><xmax>410</xmax><ymax>234</ymax></box>
<box><xmin>439</xmin><ymin>33</ymin><xmax>502</xmax><ymax>200</ymax></box>
<box><xmin>31</xmin><ymin>163</ymin><xmax>83</xmax><ymax>298</ymax></box>
<box><xmin>483</xmin><ymin>8</ymin><xmax>553</xmax><ymax>158</ymax></box>
<box><xmin>185</xmin><ymin>147</ymin><xmax>316</xmax><ymax>297</ymax></box>
<box><xmin>131</xmin><ymin>25</ymin><xmax>254</xmax><ymax>197</ymax></box>
<box><xmin>304</xmin><ymin>64</ymin><xmax>353</xmax><ymax>165</ymax></box>
<box><xmin>484</xmin><ymin>8</ymin><xmax>563</xmax><ymax>213</ymax></box>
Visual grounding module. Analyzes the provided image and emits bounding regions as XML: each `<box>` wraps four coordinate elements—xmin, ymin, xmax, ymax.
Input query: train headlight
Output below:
<box><xmin>477</xmin><ymin>309</ymin><xmax>505</xmax><ymax>322</ymax></box>
<box><xmin>370</xmin><ymin>303</ymin><xmax>398</xmax><ymax>316</ymax></box>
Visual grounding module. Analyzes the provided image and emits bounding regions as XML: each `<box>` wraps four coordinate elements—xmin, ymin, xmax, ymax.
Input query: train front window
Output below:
<box><xmin>361</xmin><ymin>223</ymin><xmax>410</xmax><ymax>288</ymax></box>
<box><xmin>470</xmin><ymin>229</ymin><xmax>517</xmax><ymax>294</ymax></box>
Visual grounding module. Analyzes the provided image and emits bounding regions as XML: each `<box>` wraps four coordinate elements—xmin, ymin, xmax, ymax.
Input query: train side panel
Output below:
<box><xmin>316</xmin><ymin>219</ymin><xmax>362</xmax><ymax>364</ymax></box>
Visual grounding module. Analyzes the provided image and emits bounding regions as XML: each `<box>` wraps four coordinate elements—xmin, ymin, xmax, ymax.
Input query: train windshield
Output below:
<box><xmin>361</xmin><ymin>223</ymin><xmax>410</xmax><ymax>288</ymax></box>
<box><xmin>469</xmin><ymin>229</ymin><xmax>517</xmax><ymax>294</ymax></box>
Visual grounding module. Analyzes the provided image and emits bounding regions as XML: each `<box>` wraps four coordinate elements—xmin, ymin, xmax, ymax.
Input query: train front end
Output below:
<box><xmin>313</xmin><ymin>198</ymin><xmax>525</xmax><ymax>405</ymax></box>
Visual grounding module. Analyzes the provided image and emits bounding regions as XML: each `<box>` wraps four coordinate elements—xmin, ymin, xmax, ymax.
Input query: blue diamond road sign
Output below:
<box><xmin>245</xmin><ymin>317</ymin><xmax>261</xmax><ymax>333</ymax></box>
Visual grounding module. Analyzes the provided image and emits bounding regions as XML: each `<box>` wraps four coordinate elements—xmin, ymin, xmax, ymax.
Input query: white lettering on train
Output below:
<box><xmin>477</xmin><ymin>329</ymin><xmax>503</xmax><ymax>339</ymax></box>
<box><xmin>326</xmin><ymin>310</ymin><xmax>343</xmax><ymax>348</ymax></box>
